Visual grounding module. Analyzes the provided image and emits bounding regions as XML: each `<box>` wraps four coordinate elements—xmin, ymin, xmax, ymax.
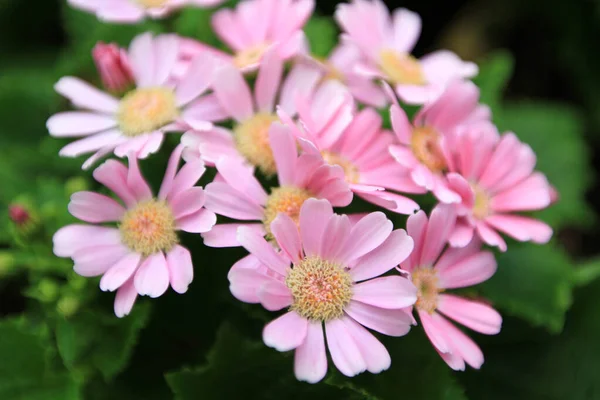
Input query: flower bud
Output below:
<box><xmin>92</xmin><ymin>42</ymin><xmax>134</xmax><ymax>94</ymax></box>
<box><xmin>9</xmin><ymin>204</ymin><xmax>30</xmax><ymax>226</ymax></box>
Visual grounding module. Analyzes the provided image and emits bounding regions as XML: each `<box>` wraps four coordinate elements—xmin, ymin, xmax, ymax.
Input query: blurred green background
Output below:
<box><xmin>1</xmin><ymin>0</ymin><xmax>600</xmax><ymax>399</ymax></box>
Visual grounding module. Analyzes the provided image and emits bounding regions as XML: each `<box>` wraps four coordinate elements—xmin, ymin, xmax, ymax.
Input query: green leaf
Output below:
<box><xmin>55</xmin><ymin>304</ymin><xmax>151</xmax><ymax>380</ymax></box>
<box><xmin>304</xmin><ymin>16</ymin><xmax>338</xmax><ymax>58</ymax></box>
<box><xmin>0</xmin><ymin>318</ymin><xmax>81</xmax><ymax>399</ymax></box>
<box><xmin>473</xmin><ymin>50</ymin><xmax>514</xmax><ymax>117</ymax></box>
<box><xmin>174</xmin><ymin>8</ymin><xmax>220</xmax><ymax>47</ymax></box>
<box><xmin>573</xmin><ymin>257</ymin><xmax>600</xmax><ymax>287</ymax></box>
<box><xmin>481</xmin><ymin>243</ymin><xmax>574</xmax><ymax>333</ymax></box>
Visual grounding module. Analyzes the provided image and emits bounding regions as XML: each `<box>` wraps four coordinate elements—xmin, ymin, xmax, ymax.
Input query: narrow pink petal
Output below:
<box><xmin>55</xmin><ymin>76</ymin><xmax>119</xmax><ymax>113</ymax></box>
<box><xmin>176</xmin><ymin>209</ymin><xmax>217</xmax><ymax>233</ymax></box>
<box><xmin>94</xmin><ymin>159</ymin><xmax>137</xmax><ymax>207</ymax></box>
<box><xmin>134</xmin><ymin>252</ymin><xmax>170</xmax><ymax>298</ymax></box>
<box><xmin>403</xmin><ymin>210</ymin><xmax>428</xmax><ymax>272</ymax></box>
<box><xmin>434</xmin><ymin>314</ymin><xmax>485</xmax><ymax>369</ymax></box>
<box><xmin>158</xmin><ymin>145</ymin><xmax>184</xmax><ymax>200</ymax></box>
<box><xmin>352</xmin><ymin>276</ymin><xmax>417</xmax><ymax>309</ymax></box>
<box><xmin>47</xmin><ymin>111</ymin><xmax>117</xmax><ymax>137</ymax></box>
<box><xmin>491</xmin><ymin>173</ymin><xmax>552</xmax><ymax>212</ymax></box>
<box><xmin>485</xmin><ymin>215</ymin><xmax>553</xmax><ymax>244</ymax></box>
<box><xmin>211</xmin><ymin>9</ymin><xmax>248</xmax><ymax>51</ymax></box>
<box><xmin>128</xmin><ymin>32</ymin><xmax>155</xmax><ymax>87</ymax></box>
<box><xmin>237</xmin><ymin>226</ymin><xmax>289</xmax><ymax>276</ymax></box>
<box><xmin>166</xmin><ymin>245</ymin><xmax>194</xmax><ymax>294</ymax></box>
<box><xmin>153</xmin><ymin>34</ymin><xmax>180</xmax><ymax>86</ymax></box>
<box><xmin>228</xmin><ymin>255</ymin><xmax>273</xmax><ymax>303</ymax></box>
<box><xmin>100</xmin><ymin>253</ymin><xmax>143</xmax><ymax>292</ymax></box>
<box><xmin>215</xmin><ymin>157</ymin><xmax>268</xmax><ymax>205</ymax></box>
<box><xmin>279</xmin><ymin>62</ymin><xmax>322</xmax><ymax>115</ymax></box>
<box><xmin>126</xmin><ymin>154</ymin><xmax>153</xmax><ymax>203</ymax></box>
<box><xmin>169</xmin><ymin>187</ymin><xmax>206</xmax><ymax>220</ymax></box>
<box><xmin>294</xmin><ymin>322</ymin><xmax>327</xmax><ymax>384</ymax></box>
<box><xmin>212</xmin><ymin>63</ymin><xmax>254</xmax><ymax>122</ymax></box>
<box><xmin>476</xmin><ymin>222</ymin><xmax>507</xmax><ymax>252</ymax></box>
<box><xmin>53</xmin><ymin>224</ymin><xmax>121</xmax><ymax>258</ymax></box>
<box><xmin>59</xmin><ymin>130</ymin><xmax>123</xmax><ymax>158</ymax></box>
<box><xmin>434</xmin><ymin>235</ymin><xmax>482</xmax><ymax>273</ymax></box>
<box><xmin>68</xmin><ymin>191</ymin><xmax>125</xmax><ymax>223</ymax></box>
<box><xmin>263</xmin><ymin>312</ymin><xmax>309</xmax><ymax>352</ymax></box>
<box><xmin>204</xmin><ymin>182</ymin><xmax>265</xmax><ymax>220</ymax></box>
<box><xmin>355</xmin><ymin>189</ymin><xmax>419</xmax><ymax>215</ymax></box>
<box><xmin>437</xmin><ymin>251</ymin><xmax>497</xmax><ymax>289</ymax></box>
<box><xmin>299</xmin><ymin>198</ymin><xmax>334</xmax><ymax>257</ymax></box>
<box><xmin>271</xmin><ymin>214</ymin><xmax>302</xmax><ymax>263</ymax></box>
<box><xmin>325</xmin><ymin>318</ymin><xmax>367</xmax><ymax>377</ymax></box>
<box><xmin>344</xmin><ymin>300</ymin><xmax>413</xmax><ymax>337</ymax></box>
<box><xmin>418</xmin><ymin>311</ymin><xmax>450</xmax><ymax>353</ymax></box>
<box><xmin>176</xmin><ymin>54</ymin><xmax>215</xmax><ymax>106</ymax></box>
<box><xmin>438</xmin><ymin>348</ymin><xmax>466</xmax><ymax>371</ymax></box>
<box><xmin>437</xmin><ymin>294</ymin><xmax>502</xmax><ymax>335</ymax></box>
<box><xmin>270</xmin><ymin>123</ymin><xmax>298</xmax><ymax>186</ymax></box>
<box><xmin>420</xmin><ymin>204</ymin><xmax>456</xmax><ymax>266</ymax></box>
<box><xmin>202</xmin><ymin>223</ymin><xmax>265</xmax><ymax>248</ymax></box>
<box><xmin>341</xmin><ymin>317</ymin><xmax>391</xmax><ymax>374</ymax></box>
<box><xmin>351</xmin><ymin>229</ymin><xmax>414</xmax><ymax>282</ymax></box>
<box><xmin>168</xmin><ymin>160</ymin><xmax>206</xmax><ymax>199</ymax></box>
<box><xmin>448</xmin><ymin>220</ymin><xmax>475</xmax><ymax>248</ymax></box>
<box><xmin>255</xmin><ymin>48</ymin><xmax>284</xmax><ymax>113</ymax></box>
<box><xmin>257</xmin><ymin>280</ymin><xmax>293</xmax><ymax>311</ymax></box>
<box><xmin>72</xmin><ymin>244</ymin><xmax>129</xmax><ymax>277</ymax></box>
<box><xmin>392</xmin><ymin>8</ymin><xmax>421</xmax><ymax>53</ymax></box>
<box><xmin>339</xmin><ymin>212</ymin><xmax>393</xmax><ymax>265</ymax></box>
<box><xmin>114</xmin><ymin>278</ymin><xmax>138</xmax><ymax>318</ymax></box>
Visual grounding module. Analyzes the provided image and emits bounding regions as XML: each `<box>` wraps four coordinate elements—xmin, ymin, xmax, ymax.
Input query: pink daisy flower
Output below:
<box><xmin>92</xmin><ymin>42</ymin><xmax>135</xmax><ymax>94</ymax></box>
<box><xmin>211</xmin><ymin>0</ymin><xmax>314</xmax><ymax>71</ymax></box>
<box><xmin>181</xmin><ymin>49</ymin><xmax>353</xmax><ymax>175</ymax></box>
<box><xmin>68</xmin><ymin>0</ymin><xmax>224</xmax><ymax>23</ymax></box>
<box><xmin>335</xmin><ymin>1</ymin><xmax>477</xmax><ymax>104</ymax></box>
<box><xmin>201</xmin><ymin>124</ymin><xmax>353</xmax><ymax>247</ymax></box>
<box><xmin>230</xmin><ymin>198</ymin><xmax>417</xmax><ymax>382</ymax></box>
<box><xmin>388</xmin><ymin>80</ymin><xmax>486</xmax><ymax>203</ymax></box>
<box><xmin>52</xmin><ymin>146</ymin><xmax>217</xmax><ymax>317</ymax></box>
<box><xmin>402</xmin><ymin>205</ymin><xmax>502</xmax><ymax>370</ymax></box>
<box><xmin>445</xmin><ymin>125</ymin><xmax>554</xmax><ymax>251</ymax></box>
<box><xmin>47</xmin><ymin>33</ymin><xmax>221</xmax><ymax>169</ymax></box>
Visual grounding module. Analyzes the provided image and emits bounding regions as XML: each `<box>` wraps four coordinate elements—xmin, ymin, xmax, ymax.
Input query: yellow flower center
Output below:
<box><xmin>411</xmin><ymin>267</ymin><xmax>441</xmax><ymax>314</ymax></box>
<box><xmin>321</xmin><ymin>150</ymin><xmax>360</xmax><ymax>184</ymax></box>
<box><xmin>379</xmin><ymin>49</ymin><xmax>426</xmax><ymax>86</ymax></box>
<box><xmin>234</xmin><ymin>113</ymin><xmax>279</xmax><ymax>176</ymax></box>
<box><xmin>410</xmin><ymin>126</ymin><xmax>447</xmax><ymax>173</ymax></box>
<box><xmin>233</xmin><ymin>43</ymin><xmax>271</xmax><ymax>69</ymax></box>
<box><xmin>136</xmin><ymin>0</ymin><xmax>168</xmax><ymax>8</ymax></box>
<box><xmin>286</xmin><ymin>256</ymin><xmax>353</xmax><ymax>322</ymax></box>
<box><xmin>119</xmin><ymin>199</ymin><xmax>178</xmax><ymax>256</ymax></box>
<box><xmin>263</xmin><ymin>186</ymin><xmax>313</xmax><ymax>236</ymax></box>
<box><xmin>472</xmin><ymin>184</ymin><xmax>491</xmax><ymax>220</ymax></box>
<box><xmin>118</xmin><ymin>87</ymin><xmax>179</xmax><ymax>137</ymax></box>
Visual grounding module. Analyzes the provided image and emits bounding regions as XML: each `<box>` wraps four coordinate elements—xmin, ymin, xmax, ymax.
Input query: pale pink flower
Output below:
<box><xmin>335</xmin><ymin>1</ymin><xmax>477</xmax><ymax>104</ymax></box>
<box><xmin>201</xmin><ymin>124</ymin><xmax>353</xmax><ymax>248</ymax></box>
<box><xmin>402</xmin><ymin>205</ymin><xmax>502</xmax><ymax>370</ymax></box>
<box><xmin>211</xmin><ymin>0</ymin><xmax>314</xmax><ymax>72</ymax></box>
<box><xmin>92</xmin><ymin>42</ymin><xmax>135</xmax><ymax>94</ymax></box>
<box><xmin>445</xmin><ymin>124</ymin><xmax>554</xmax><ymax>251</ymax></box>
<box><xmin>230</xmin><ymin>198</ymin><xmax>417</xmax><ymax>382</ymax></box>
<box><xmin>47</xmin><ymin>33</ymin><xmax>221</xmax><ymax>169</ymax></box>
<box><xmin>53</xmin><ymin>146</ymin><xmax>216</xmax><ymax>317</ymax></box>
<box><xmin>68</xmin><ymin>0</ymin><xmax>224</xmax><ymax>23</ymax></box>
<box><xmin>388</xmin><ymin>80</ymin><xmax>485</xmax><ymax>203</ymax></box>
<box><xmin>181</xmin><ymin>49</ymin><xmax>353</xmax><ymax>174</ymax></box>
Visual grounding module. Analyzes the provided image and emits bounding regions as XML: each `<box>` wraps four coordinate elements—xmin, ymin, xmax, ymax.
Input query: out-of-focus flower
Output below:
<box><xmin>9</xmin><ymin>204</ymin><xmax>31</xmax><ymax>227</ymax></box>
<box><xmin>47</xmin><ymin>33</ymin><xmax>222</xmax><ymax>169</ymax></box>
<box><xmin>335</xmin><ymin>1</ymin><xmax>477</xmax><ymax>104</ymax></box>
<box><xmin>92</xmin><ymin>42</ymin><xmax>135</xmax><ymax>94</ymax></box>
<box><xmin>201</xmin><ymin>124</ymin><xmax>353</xmax><ymax>247</ymax></box>
<box><xmin>230</xmin><ymin>198</ymin><xmax>416</xmax><ymax>382</ymax></box>
<box><xmin>388</xmin><ymin>80</ymin><xmax>485</xmax><ymax>203</ymax></box>
<box><xmin>445</xmin><ymin>125</ymin><xmax>554</xmax><ymax>251</ymax></box>
<box><xmin>402</xmin><ymin>205</ymin><xmax>502</xmax><ymax>370</ymax></box>
<box><xmin>68</xmin><ymin>0</ymin><xmax>225</xmax><ymax>24</ymax></box>
<box><xmin>53</xmin><ymin>146</ymin><xmax>216</xmax><ymax>317</ymax></box>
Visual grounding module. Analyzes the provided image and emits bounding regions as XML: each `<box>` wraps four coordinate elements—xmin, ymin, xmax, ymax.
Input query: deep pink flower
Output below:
<box><xmin>210</xmin><ymin>0</ymin><xmax>314</xmax><ymax>72</ymax></box>
<box><xmin>47</xmin><ymin>33</ymin><xmax>222</xmax><ymax>169</ymax></box>
<box><xmin>445</xmin><ymin>124</ymin><xmax>554</xmax><ymax>251</ymax></box>
<box><xmin>201</xmin><ymin>124</ymin><xmax>353</xmax><ymax>247</ymax></box>
<box><xmin>68</xmin><ymin>0</ymin><xmax>224</xmax><ymax>23</ymax></box>
<box><xmin>388</xmin><ymin>80</ymin><xmax>487</xmax><ymax>203</ymax></box>
<box><xmin>402</xmin><ymin>205</ymin><xmax>502</xmax><ymax>370</ymax></box>
<box><xmin>335</xmin><ymin>1</ymin><xmax>477</xmax><ymax>104</ymax></box>
<box><xmin>53</xmin><ymin>146</ymin><xmax>216</xmax><ymax>317</ymax></box>
<box><xmin>230</xmin><ymin>198</ymin><xmax>417</xmax><ymax>382</ymax></box>
<box><xmin>92</xmin><ymin>42</ymin><xmax>135</xmax><ymax>93</ymax></box>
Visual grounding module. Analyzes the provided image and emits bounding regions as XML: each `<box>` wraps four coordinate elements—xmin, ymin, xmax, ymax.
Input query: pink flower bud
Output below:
<box><xmin>92</xmin><ymin>42</ymin><xmax>134</xmax><ymax>93</ymax></box>
<box><xmin>9</xmin><ymin>204</ymin><xmax>29</xmax><ymax>226</ymax></box>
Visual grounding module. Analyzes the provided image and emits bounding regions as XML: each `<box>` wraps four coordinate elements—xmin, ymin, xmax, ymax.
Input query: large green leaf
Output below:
<box><xmin>304</xmin><ymin>16</ymin><xmax>338</xmax><ymax>58</ymax></box>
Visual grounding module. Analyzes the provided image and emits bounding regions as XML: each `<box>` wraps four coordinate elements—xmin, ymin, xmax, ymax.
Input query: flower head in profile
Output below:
<box><xmin>401</xmin><ymin>205</ymin><xmax>502</xmax><ymax>370</ymax></box>
<box><xmin>445</xmin><ymin>125</ymin><xmax>554</xmax><ymax>251</ymax></box>
<box><xmin>388</xmin><ymin>80</ymin><xmax>487</xmax><ymax>203</ymax></box>
<box><xmin>211</xmin><ymin>0</ymin><xmax>314</xmax><ymax>71</ymax></box>
<box><xmin>336</xmin><ymin>1</ymin><xmax>477</xmax><ymax>104</ymax></box>
<box><xmin>201</xmin><ymin>124</ymin><xmax>353</xmax><ymax>247</ymax></box>
<box><xmin>47</xmin><ymin>33</ymin><xmax>220</xmax><ymax>169</ymax></box>
<box><xmin>53</xmin><ymin>146</ymin><xmax>216</xmax><ymax>317</ymax></box>
<box><xmin>230</xmin><ymin>198</ymin><xmax>417</xmax><ymax>382</ymax></box>
<box><xmin>68</xmin><ymin>0</ymin><xmax>224</xmax><ymax>23</ymax></box>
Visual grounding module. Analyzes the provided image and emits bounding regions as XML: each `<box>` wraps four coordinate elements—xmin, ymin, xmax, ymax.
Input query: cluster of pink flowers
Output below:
<box><xmin>50</xmin><ymin>0</ymin><xmax>555</xmax><ymax>383</ymax></box>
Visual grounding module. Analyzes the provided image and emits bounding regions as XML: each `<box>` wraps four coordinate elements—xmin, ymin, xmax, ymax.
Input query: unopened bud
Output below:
<box><xmin>93</xmin><ymin>42</ymin><xmax>134</xmax><ymax>94</ymax></box>
<box><xmin>9</xmin><ymin>204</ymin><xmax>30</xmax><ymax>226</ymax></box>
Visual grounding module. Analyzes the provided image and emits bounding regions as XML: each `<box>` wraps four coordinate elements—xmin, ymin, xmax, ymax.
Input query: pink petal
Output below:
<box><xmin>344</xmin><ymin>300</ymin><xmax>413</xmax><ymax>337</ymax></box>
<box><xmin>352</xmin><ymin>276</ymin><xmax>417</xmax><ymax>309</ymax></box>
<box><xmin>129</xmin><ymin>33</ymin><xmax>155</xmax><ymax>88</ymax></box>
<box><xmin>325</xmin><ymin>318</ymin><xmax>367</xmax><ymax>377</ymax></box>
<box><xmin>271</xmin><ymin>214</ymin><xmax>302</xmax><ymax>263</ymax></box>
<box><xmin>255</xmin><ymin>48</ymin><xmax>284</xmax><ymax>113</ymax></box>
<box><xmin>53</xmin><ymin>224</ymin><xmax>121</xmax><ymax>258</ymax></box>
<box><xmin>204</xmin><ymin>181</ymin><xmax>265</xmax><ymax>220</ymax></box>
<box><xmin>420</xmin><ymin>51</ymin><xmax>478</xmax><ymax>86</ymax></box>
<box><xmin>55</xmin><ymin>76</ymin><xmax>119</xmax><ymax>113</ymax></box>
<box><xmin>72</xmin><ymin>244</ymin><xmax>129</xmax><ymax>277</ymax></box>
<box><xmin>257</xmin><ymin>280</ymin><xmax>293</xmax><ymax>311</ymax></box>
<box><xmin>475</xmin><ymin>221</ymin><xmax>507</xmax><ymax>252</ymax></box>
<box><xmin>437</xmin><ymin>294</ymin><xmax>502</xmax><ymax>335</ymax></box>
<box><xmin>299</xmin><ymin>198</ymin><xmax>334</xmax><ymax>257</ymax></box>
<box><xmin>68</xmin><ymin>191</ymin><xmax>125</xmax><ymax>223</ymax></box>
<box><xmin>100</xmin><ymin>253</ymin><xmax>143</xmax><ymax>292</ymax></box>
<box><xmin>433</xmin><ymin>313</ymin><xmax>485</xmax><ymax>369</ymax></box>
<box><xmin>94</xmin><ymin>159</ymin><xmax>137</xmax><ymax>207</ymax></box>
<box><xmin>47</xmin><ymin>111</ymin><xmax>117</xmax><ymax>137</ymax></box>
<box><xmin>176</xmin><ymin>209</ymin><xmax>217</xmax><ymax>233</ymax></box>
<box><xmin>158</xmin><ymin>145</ymin><xmax>184</xmax><ymax>200</ymax></box>
<box><xmin>176</xmin><ymin>54</ymin><xmax>215</xmax><ymax>106</ymax></box>
<box><xmin>485</xmin><ymin>215</ymin><xmax>553</xmax><ymax>244</ymax></box>
<box><xmin>270</xmin><ymin>123</ymin><xmax>298</xmax><ymax>186</ymax></box>
<box><xmin>168</xmin><ymin>160</ymin><xmax>206</xmax><ymax>199</ymax></box>
<box><xmin>211</xmin><ymin>9</ymin><xmax>247</xmax><ymax>51</ymax></box>
<box><xmin>437</xmin><ymin>251</ymin><xmax>497</xmax><ymax>289</ymax></box>
<box><xmin>153</xmin><ymin>34</ymin><xmax>180</xmax><ymax>86</ymax></box>
<box><xmin>59</xmin><ymin>130</ymin><xmax>124</xmax><ymax>158</ymax></box>
<box><xmin>263</xmin><ymin>311</ymin><xmax>309</xmax><ymax>352</ymax></box>
<box><xmin>212</xmin><ymin>63</ymin><xmax>254</xmax><ymax>122</ymax></box>
<box><xmin>403</xmin><ymin>210</ymin><xmax>428</xmax><ymax>272</ymax></box>
<box><xmin>418</xmin><ymin>310</ymin><xmax>450</xmax><ymax>353</ymax></box>
<box><xmin>114</xmin><ymin>278</ymin><xmax>138</xmax><ymax>318</ymax></box>
<box><xmin>215</xmin><ymin>157</ymin><xmax>268</xmax><ymax>205</ymax></box>
<box><xmin>448</xmin><ymin>219</ymin><xmax>475</xmax><ymax>248</ymax></box>
<box><xmin>237</xmin><ymin>226</ymin><xmax>289</xmax><ymax>276</ymax></box>
<box><xmin>169</xmin><ymin>187</ymin><xmax>206</xmax><ymax>220</ymax></box>
<box><xmin>339</xmin><ymin>212</ymin><xmax>393</xmax><ymax>265</ymax></box>
<box><xmin>392</xmin><ymin>8</ymin><xmax>421</xmax><ymax>53</ymax></box>
<box><xmin>341</xmin><ymin>317</ymin><xmax>391</xmax><ymax>374</ymax></box>
<box><xmin>318</xmin><ymin>214</ymin><xmax>352</xmax><ymax>262</ymax></box>
<box><xmin>355</xmin><ymin>189</ymin><xmax>419</xmax><ymax>215</ymax></box>
<box><xmin>491</xmin><ymin>173</ymin><xmax>552</xmax><ymax>212</ymax></box>
<box><xmin>294</xmin><ymin>322</ymin><xmax>327</xmax><ymax>384</ymax></box>
<box><xmin>279</xmin><ymin>62</ymin><xmax>322</xmax><ymax>115</ymax></box>
<box><xmin>166</xmin><ymin>245</ymin><xmax>194</xmax><ymax>294</ymax></box>
<box><xmin>134</xmin><ymin>252</ymin><xmax>170</xmax><ymax>298</ymax></box>
<box><xmin>228</xmin><ymin>255</ymin><xmax>273</xmax><ymax>303</ymax></box>
<box><xmin>351</xmin><ymin>229</ymin><xmax>414</xmax><ymax>282</ymax></box>
<box><xmin>420</xmin><ymin>204</ymin><xmax>456</xmax><ymax>266</ymax></box>
<box><xmin>202</xmin><ymin>223</ymin><xmax>265</xmax><ymax>248</ymax></box>
<box><xmin>126</xmin><ymin>154</ymin><xmax>153</xmax><ymax>203</ymax></box>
